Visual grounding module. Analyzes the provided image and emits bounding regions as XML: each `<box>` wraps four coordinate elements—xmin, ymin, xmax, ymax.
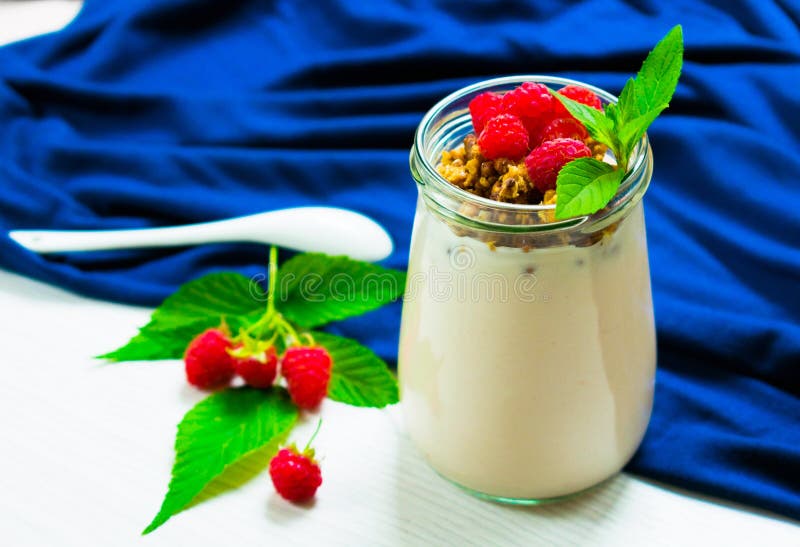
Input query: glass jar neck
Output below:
<box><xmin>410</xmin><ymin>75</ymin><xmax>653</xmax><ymax>235</ymax></box>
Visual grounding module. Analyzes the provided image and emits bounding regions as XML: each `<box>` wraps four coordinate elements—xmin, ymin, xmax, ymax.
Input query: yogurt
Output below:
<box><xmin>398</xmin><ymin>200</ymin><xmax>656</xmax><ymax>500</ymax></box>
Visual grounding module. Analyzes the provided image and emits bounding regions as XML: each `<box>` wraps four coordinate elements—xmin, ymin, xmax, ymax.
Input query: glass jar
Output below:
<box><xmin>398</xmin><ymin>76</ymin><xmax>656</xmax><ymax>503</ymax></box>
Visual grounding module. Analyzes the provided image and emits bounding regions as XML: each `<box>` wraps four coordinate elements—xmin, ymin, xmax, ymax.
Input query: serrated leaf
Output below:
<box><xmin>612</xmin><ymin>27</ymin><xmax>683</xmax><ymax>170</ymax></box>
<box><xmin>143</xmin><ymin>387</ymin><xmax>297</xmax><ymax>534</ymax></box>
<box><xmin>313</xmin><ymin>331</ymin><xmax>398</xmax><ymax>408</ymax></box>
<box><xmin>618</xmin><ymin>104</ymin><xmax>668</xmax><ymax>162</ymax></box>
<box><xmin>188</xmin><ymin>444</ymin><xmax>276</xmax><ymax>509</ymax></box>
<box><xmin>98</xmin><ymin>322</ymin><xmax>208</xmax><ymax>361</ymax></box>
<box><xmin>555</xmin><ymin>158</ymin><xmax>625</xmax><ymax>220</ymax></box>
<box><xmin>616</xmin><ymin>77</ymin><xmax>638</xmax><ymax>125</ymax></box>
<box><xmin>151</xmin><ymin>272</ymin><xmax>266</xmax><ymax>326</ymax></box>
<box><xmin>551</xmin><ymin>91</ymin><xmax>617</xmax><ymax>150</ymax></box>
<box><xmin>617</xmin><ymin>25</ymin><xmax>683</xmax><ymax>126</ymax></box>
<box><xmin>99</xmin><ymin>273</ymin><xmax>265</xmax><ymax>362</ymax></box>
<box><xmin>604</xmin><ymin>101</ymin><xmax>622</xmax><ymax>129</ymax></box>
<box><xmin>630</xmin><ymin>25</ymin><xmax>683</xmax><ymax>118</ymax></box>
<box><xmin>276</xmin><ymin>254</ymin><xmax>405</xmax><ymax>329</ymax></box>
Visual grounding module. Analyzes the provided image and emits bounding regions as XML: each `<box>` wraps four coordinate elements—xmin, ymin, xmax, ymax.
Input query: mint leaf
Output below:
<box><xmin>143</xmin><ymin>387</ymin><xmax>297</xmax><ymax>534</ymax></box>
<box><xmin>604</xmin><ymin>101</ymin><xmax>622</xmax><ymax>129</ymax></box>
<box><xmin>551</xmin><ymin>91</ymin><xmax>617</xmax><ymax>149</ymax></box>
<box><xmin>99</xmin><ymin>273</ymin><xmax>265</xmax><ymax>362</ymax></box>
<box><xmin>555</xmin><ymin>25</ymin><xmax>684</xmax><ymax>218</ymax></box>
<box><xmin>313</xmin><ymin>331</ymin><xmax>399</xmax><ymax>408</ymax></box>
<box><xmin>618</xmin><ymin>25</ymin><xmax>683</xmax><ymax>124</ymax></box>
<box><xmin>617</xmin><ymin>105</ymin><xmax>667</xmax><ymax>162</ymax></box>
<box><xmin>554</xmin><ymin>158</ymin><xmax>625</xmax><ymax>220</ymax></box>
<box><xmin>614</xmin><ymin>26</ymin><xmax>682</xmax><ymax>171</ymax></box>
<box><xmin>276</xmin><ymin>254</ymin><xmax>405</xmax><ymax>329</ymax></box>
<box><xmin>616</xmin><ymin>77</ymin><xmax>638</xmax><ymax>125</ymax></box>
<box><xmin>630</xmin><ymin>25</ymin><xmax>683</xmax><ymax>118</ymax></box>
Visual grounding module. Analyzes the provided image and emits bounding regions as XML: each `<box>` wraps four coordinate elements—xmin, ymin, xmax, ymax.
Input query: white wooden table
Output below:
<box><xmin>1</xmin><ymin>4</ymin><xmax>798</xmax><ymax>546</ymax></box>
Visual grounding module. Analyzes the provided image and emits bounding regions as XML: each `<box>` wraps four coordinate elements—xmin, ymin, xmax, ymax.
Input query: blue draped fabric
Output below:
<box><xmin>1</xmin><ymin>0</ymin><xmax>798</xmax><ymax>520</ymax></box>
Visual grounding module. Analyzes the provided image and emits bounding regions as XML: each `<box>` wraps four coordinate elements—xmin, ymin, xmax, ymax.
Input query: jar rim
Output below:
<box><xmin>411</xmin><ymin>75</ymin><xmax>652</xmax><ymax>231</ymax></box>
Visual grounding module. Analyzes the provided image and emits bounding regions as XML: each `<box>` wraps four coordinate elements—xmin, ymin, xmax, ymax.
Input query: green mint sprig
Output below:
<box><xmin>100</xmin><ymin>247</ymin><xmax>405</xmax><ymax>534</ymax></box>
<box><xmin>552</xmin><ymin>25</ymin><xmax>683</xmax><ymax>220</ymax></box>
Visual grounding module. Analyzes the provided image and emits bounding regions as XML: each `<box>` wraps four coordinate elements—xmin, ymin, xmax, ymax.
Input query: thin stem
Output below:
<box><xmin>304</xmin><ymin>419</ymin><xmax>323</xmax><ymax>452</ymax></box>
<box><xmin>244</xmin><ymin>309</ymin><xmax>272</xmax><ymax>336</ymax></box>
<box><xmin>267</xmin><ymin>245</ymin><xmax>278</xmax><ymax>315</ymax></box>
<box><xmin>280</xmin><ymin>316</ymin><xmax>302</xmax><ymax>346</ymax></box>
<box><xmin>243</xmin><ymin>247</ymin><xmax>280</xmax><ymax>339</ymax></box>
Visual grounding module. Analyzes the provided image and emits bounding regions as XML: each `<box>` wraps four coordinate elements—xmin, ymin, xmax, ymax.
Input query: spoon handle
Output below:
<box><xmin>8</xmin><ymin>207</ymin><xmax>394</xmax><ymax>262</ymax></box>
<box><xmin>9</xmin><ymin>221</ymin><xmax>234</xmax><ymax>253</ymax></box>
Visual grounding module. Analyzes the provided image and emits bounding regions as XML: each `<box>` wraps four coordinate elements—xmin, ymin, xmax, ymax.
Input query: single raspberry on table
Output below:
<box><xmin>468</xmin><ymin>92</ymin><xmax>503</xmax><ymax>134</ymax></box>
<box><xmin>534</xmin><ymin>117</ymin><xmax>589</xmax><ymax>147</ymax></box>
<box><xmin>184</xmin><ymin>328</ymin><xmax>236</xmax><ymax>390</ymax></box>
<box><xmin>269</xmin><ymin>446</ymin><xmax>322</xmax><ymax>503</ymax></box>
<box><xmin>281</xmin><ymin>346</ymin><xmax>332</xmax><ymax>410</ymax></box>
<box><xmin>525</xmin><ymin>138</ymin><xmax>592</xmax><ymax>192</ymax></box>
<box><xmin>234</xmin><ymin>346</ymin><xmax>278</xmax><ymax>388</ymax></box>
<box><xmin>554</xmin><ymin>84</ymin><xmax>603</xmax><ymax>117</ymax></box>
<box><xmin>477</xmin><ymin>114</ymin><xmax>530</xmax><ymax>160</ymax></box>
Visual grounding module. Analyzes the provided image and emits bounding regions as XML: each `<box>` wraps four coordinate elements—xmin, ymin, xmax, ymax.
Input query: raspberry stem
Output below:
<box><xmin>240</xmin><ymin>246</ymin><xmax>311</xmax><ymax>349</ymax></box>
<box><xmin>276</xmin><ymin>315</ymin><xmax>302</xmax><ymax>346</ymax></box>
<box><xmin>267</xmin><ymin>245</ymin><xmax>278</xmax><ymax>316</ymax></box>
<box><xmin>303</xmin><ymin>419</ymin><xmax>323</xmax><ymax>454</ymax></box>
<box><xmin>242</xmin><ymin>246</ymin><xmax>282</xmax><ymax>339</ymax></box>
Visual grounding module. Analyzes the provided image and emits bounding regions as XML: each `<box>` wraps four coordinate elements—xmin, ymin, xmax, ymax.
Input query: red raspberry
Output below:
<box><xmin>468</xmin><ymin>92</ymin><xmax>503</xmax><ymax>134</ymax></box>
<box><xmin>184</xmin><ymin>328</ymin><xmax>235</xmax><ymax>390</ymax></box>
<box><xmin>281</xmin><ymin>346</ymin><xmax>332</xmax><ymax>410</ymax></box>
<box><xmin>477</xmin><ymin>114</ymin><xmax>529</xmax><ymax>160</ymax></box>
<box><xmin>559</xmin><ymin>85</ymin><xmax>602</xmax><ymax>109</ymax></box>
<box><xmin>554</xmin><ymin>84</ymin><xmax>603</xmax><ymax>117</ymax></box>
<box><xmin>269</xmin><ymin>446</ymin><xmax>322</xmax><ymax>503</ymax></box>
<box><xmin>502</xmin><ymin>82</ymin><xmax>556</xmax><ymax>120</ymax></box>
<box><xmin>502</xmin><ymin>82</ymin><xmax>558</xmax><ymax>138</ymax></box>
<box><xmin>234</xmin><ymin>346</ymin><xmax>278</xmax><ymax>388</ymax></box>
<box><xmin>525</xmin><ymin>138</ymin><xmax>592</xmax><ymax>192</ymax></box>
<box><xmin>533</xmin><ymin>117</ymin><xmax>588</xmax><ymax>147</ymax></box>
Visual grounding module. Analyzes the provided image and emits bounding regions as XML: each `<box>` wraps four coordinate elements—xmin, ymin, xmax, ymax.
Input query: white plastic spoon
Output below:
<box><xmin>8</xmin><ymin>206</ymin><xmax>393</xmax><ymax>263</ymax></box>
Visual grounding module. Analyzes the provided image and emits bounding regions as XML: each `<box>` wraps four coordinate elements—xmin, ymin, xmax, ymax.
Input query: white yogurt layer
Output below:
<box><xmin>398</xmin><ymin>201</ymin><xmax>656</xmax><ymax>500</ymax></box>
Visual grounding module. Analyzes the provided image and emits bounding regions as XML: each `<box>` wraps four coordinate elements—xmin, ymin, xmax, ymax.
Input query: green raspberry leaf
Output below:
<box><xmin>99</xmin><ymin>273</ymin><xmax>265</xmax><ymax>362</ymax></box>
<box><xmin>99</xmin><ymin>321</ymin><xmax>211</xmax><ymax>361</ymax></box>
<box><xmin>143</xmin><ymin>387</ymin><xmax>297</xmax><ymax>534</ymax></box>
<box><xmin>550</xmin><ymin>91</ymin><xmax>617</xmax><ymax>150</ymax></box>
<box><xmin>149</xmin><ymin>272</ymin><xmax>266</xmax><ymax>327</ymax></box>
<box><xmin>314</xmin><ymin>331</ymin><xmax>399</xmax><ymax>408</ymax></box>
<box><xmin>554</xmin><ymin>158</ymin><xmax>625</xmax><ymax>220</ymax></box>
<box><xmin>276</xmin><ymin>254</ymin><xmax>405</xmax><ymax>329</ymax></box>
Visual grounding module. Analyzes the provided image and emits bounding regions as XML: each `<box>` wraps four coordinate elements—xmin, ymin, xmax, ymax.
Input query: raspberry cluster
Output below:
<box><xmin>184</xmin><ymin>327</ymin><xmax>332</xmax><ymax>410</ymax></box>
<box><xmin>468</xmin><ymin>82</ymin><xmax>601</xmax><ymax>193</ymax></box>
